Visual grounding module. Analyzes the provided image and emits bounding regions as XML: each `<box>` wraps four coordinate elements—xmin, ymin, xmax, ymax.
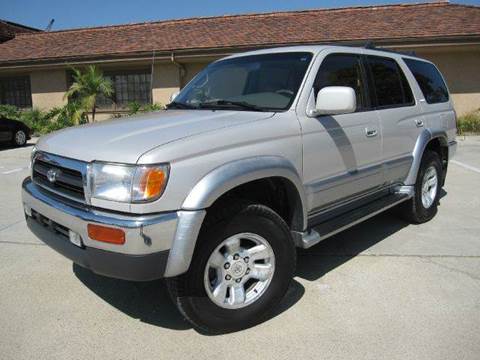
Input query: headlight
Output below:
<box><xmin>88</xmin><ymin>162</ymin><xmax>169</xmax><ymax>203</ymax></box>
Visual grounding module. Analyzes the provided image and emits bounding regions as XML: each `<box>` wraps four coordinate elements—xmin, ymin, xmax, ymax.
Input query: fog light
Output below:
<box><xmin>87</xmin><ymin>224</ymin><xmax>125</xmax><ymax>245</ymax></box>
<box><xmin>69</xmin><ymin>230</ymin><xmax>83</xmax><ymax>247</ymax></box>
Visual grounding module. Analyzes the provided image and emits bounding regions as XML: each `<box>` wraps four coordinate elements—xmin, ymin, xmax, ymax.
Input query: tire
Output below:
<box><xmin>12</xmin><ymin>129</ymin><xmax>27</xmax><ymax>147</ymax></box>
<box><xmin>166</xmin><ymin>203</ymin><xmax>296</xmax><ymax>334</ymax></box>
<box><xmin>400</xmin><ymin>150</ymin><xmax>442</xmax><ymax>224</ymax></box>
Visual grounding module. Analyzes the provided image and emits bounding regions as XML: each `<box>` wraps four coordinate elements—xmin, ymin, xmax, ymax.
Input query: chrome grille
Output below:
<box><xmin>32</xmin><ymin>152</ymin><xmax>87</xmax><ymax>203</ymax></box>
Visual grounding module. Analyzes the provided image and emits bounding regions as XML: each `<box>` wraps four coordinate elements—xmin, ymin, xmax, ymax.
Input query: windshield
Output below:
<box><xmin>171</xmin><ymin>52</ymin><xmax>313</xmax><ymax>112</ymax></box>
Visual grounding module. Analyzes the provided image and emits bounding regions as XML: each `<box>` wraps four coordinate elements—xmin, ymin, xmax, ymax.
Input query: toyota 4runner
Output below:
<box><xmin>22</xmin><ymin>45</ymin><xmax>457</xmax><ymax>333</ymax></box>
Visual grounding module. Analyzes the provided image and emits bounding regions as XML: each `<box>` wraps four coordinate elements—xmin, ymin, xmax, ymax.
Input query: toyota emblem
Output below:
<box><xmin>47</xmin><ymin>168</ymin><xmax>60</xmax><ymax>183</ymax></box>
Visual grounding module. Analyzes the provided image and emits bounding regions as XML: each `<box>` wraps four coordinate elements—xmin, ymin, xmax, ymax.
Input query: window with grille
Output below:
<box><xmin>0</xmin><ymin>76</ymin><xmax>32</xmax><ymax>108</ymax></box>
<box><xmin>67</xmin><ymin>69</ymin><xmax>152</xmax><ymax>109</ymax></box>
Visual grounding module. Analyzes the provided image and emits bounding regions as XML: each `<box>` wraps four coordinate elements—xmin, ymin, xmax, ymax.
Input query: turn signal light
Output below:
<box><xmin>87</xmin><ymin>224</ymin><xmax>125</xmax><ymax>245</ymax></box>
<box><xmin>139</xmin><ymin>168</ymin><xmax>167</xmax><ymax>200</ymax></box>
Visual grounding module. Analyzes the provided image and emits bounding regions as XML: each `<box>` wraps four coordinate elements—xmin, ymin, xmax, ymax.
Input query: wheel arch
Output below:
<box><xmin>405</xmin><ymin>129</ymin><xmax>449</xmax><ymax>185</ymax></box>
<box><xmin>181</xmin><ymin>156</ymin><xmax>307</xmax><ymax>231</ymax></box>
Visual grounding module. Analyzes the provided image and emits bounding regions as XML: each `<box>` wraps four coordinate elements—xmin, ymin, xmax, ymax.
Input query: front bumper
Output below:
<box><xmin>22</xmin><ymin>178</ymin><xmax>205</xmax><ymax>281</ymax></box>
<box><xmin>26</xmin><ymin>216</ymin><xmax>170</xmax><ymax>281</ymax></box>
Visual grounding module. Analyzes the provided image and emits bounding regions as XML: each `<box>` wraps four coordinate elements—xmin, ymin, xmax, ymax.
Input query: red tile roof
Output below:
<box><xmin>0</xmin><ymin>2</ymin><xmax>479</xmax><ymax>66</ymax></box>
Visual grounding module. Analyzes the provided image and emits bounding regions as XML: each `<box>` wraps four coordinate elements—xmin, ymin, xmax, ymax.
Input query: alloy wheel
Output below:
<box><xmin>203</xmin><ymin>232</ymin><xmax>275</xmax><ymax>309</ymax></box>
<box><xmin>421</xmin><ymin>165</ymin><xmax>438</xmax><ymax>209</ymax></box>
<box><xmin>15</xmin><ymin>130</ymin><xmax>26</xmax><ymax>146</ymax></box>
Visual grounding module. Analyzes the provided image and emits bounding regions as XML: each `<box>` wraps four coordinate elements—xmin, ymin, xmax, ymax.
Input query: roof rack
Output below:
<box><xmin>363</xmin><ymin>41</ymin><xmax>417</xmax><ymax>57</ymax></box>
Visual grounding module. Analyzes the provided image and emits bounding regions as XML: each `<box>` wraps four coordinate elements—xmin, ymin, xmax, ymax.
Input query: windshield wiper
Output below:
<box><xmin>166</xmin><ymin>101</ymin><xmax>197</xmax><ymax>110</ymax></box>
<box><xmin>198</xmin><ymin>100</ymin><xmax>265</xmax><ymax>112</ymax></box>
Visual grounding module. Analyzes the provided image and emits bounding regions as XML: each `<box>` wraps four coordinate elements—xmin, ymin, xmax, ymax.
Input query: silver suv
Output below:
<box><xmin>22</xmin><ymin>45</ymin><xmax>457</xmax><ymax>333</ymax></box>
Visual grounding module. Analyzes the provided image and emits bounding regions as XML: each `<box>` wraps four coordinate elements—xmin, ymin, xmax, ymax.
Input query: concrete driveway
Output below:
<box><xmin>0</xmin><ymin>137</ymin><xmax>479</xmax><ymax>360</ymax></box>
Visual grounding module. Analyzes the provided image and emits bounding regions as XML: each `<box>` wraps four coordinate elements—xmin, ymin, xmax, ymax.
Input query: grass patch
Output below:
<box><xmin>457</xmin><ymin>110</ymin><xmax>480</xmax><ymax>135</ymax></box>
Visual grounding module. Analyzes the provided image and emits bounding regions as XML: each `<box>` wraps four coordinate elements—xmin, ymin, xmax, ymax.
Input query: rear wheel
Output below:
<box><xmin>400</xmin><ymin>150</ymin><xmax>442</xmax><ymax>223</ymax></box>
<box><xmin>166</xmin><ymin>203</ymin><xmax>296</xmax><ymax>333</ymax></box>
<box><xmin>12</xmin><ymin>129</ymin><xmax>27</xmax><ymax>147</ymax></box>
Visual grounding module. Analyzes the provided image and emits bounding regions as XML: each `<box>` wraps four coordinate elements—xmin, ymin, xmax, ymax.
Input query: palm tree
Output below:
<box><xmin>64</xmin><ymin>65</ymin><xmax>113</xmax><ymax>122</ymax></box>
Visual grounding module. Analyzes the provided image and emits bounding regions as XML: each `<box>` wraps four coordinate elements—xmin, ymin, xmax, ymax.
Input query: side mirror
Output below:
<box><xmin>169</xmin><ymin>90</ymin><xmax>180</xmax><ymax>103</ymax></box>
<box><xmin>308</xmin><ymin>86</ymin><xmax>356</xmax><ymax>117</ymax></box>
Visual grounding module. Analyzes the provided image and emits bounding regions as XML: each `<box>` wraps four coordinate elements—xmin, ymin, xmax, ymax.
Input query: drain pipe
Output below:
<box><xmin>170</xmin><ymin>51</ymin><xmax>186</xmax><ymax>88</ymax></box>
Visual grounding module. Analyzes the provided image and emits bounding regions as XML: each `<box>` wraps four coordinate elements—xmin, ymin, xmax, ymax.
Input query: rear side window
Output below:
<box><xmin>314</xmin><ymin>54</ymin><xmax>368</xmax><ymax>111</ymax></box>
<box><xmin>366</xmin><ymin>56</ymin><xmax>414</xmax><ymax>108</ymax></box>
<box><xmin>403</xmin><ymin>58</ymin><xmax>449</xmax><ymax>104</ymax></box>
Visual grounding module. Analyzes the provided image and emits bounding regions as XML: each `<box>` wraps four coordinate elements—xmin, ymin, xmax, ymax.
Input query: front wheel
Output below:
<box><xmin>166</xmin><ymin>203</ymin><xmax>296</xmax><ymax>333</ymax></box>
<box><xmin>399</xmin><ymin>150</ymin><xmax>442</xmax><ymax>223</ymax></box>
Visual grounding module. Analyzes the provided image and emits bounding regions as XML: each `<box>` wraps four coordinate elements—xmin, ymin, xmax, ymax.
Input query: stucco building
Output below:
<box><xmin>0</xmin><ymin>1</ymin><xmax>479</xmax><ymax>119</ymax></box>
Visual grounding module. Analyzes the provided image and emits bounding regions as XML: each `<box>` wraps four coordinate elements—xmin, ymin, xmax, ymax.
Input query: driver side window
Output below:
<box><xmin>313</xmin><ymin>54</ymin><xmax>367</xmax><ymax>112</ymax></box>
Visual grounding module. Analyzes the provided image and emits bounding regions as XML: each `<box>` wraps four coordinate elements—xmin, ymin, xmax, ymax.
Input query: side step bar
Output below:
<box><xmin>296</xmin><ymin>192</ymin><xmax>411</xmax><ymax>249</ymax></box>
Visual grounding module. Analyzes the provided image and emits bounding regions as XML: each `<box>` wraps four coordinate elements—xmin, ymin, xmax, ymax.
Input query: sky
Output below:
<box><xmin>1</xmin><ymin>0</ymin><xmax>479</xmax><ymax>31</ymax></box>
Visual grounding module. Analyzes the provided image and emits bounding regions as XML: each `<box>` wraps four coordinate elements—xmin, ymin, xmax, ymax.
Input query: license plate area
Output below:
<box><xmin>30</xmin><ymin>209</ymin><xmax>83</xmax><ymax>248</ymax></box>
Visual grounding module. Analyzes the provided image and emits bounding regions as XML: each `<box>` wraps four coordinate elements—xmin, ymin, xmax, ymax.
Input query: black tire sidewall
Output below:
<box><xmin>178</xmin><ymin>204</ymin><xmax>295</xmax><ymax>332</ymax></box>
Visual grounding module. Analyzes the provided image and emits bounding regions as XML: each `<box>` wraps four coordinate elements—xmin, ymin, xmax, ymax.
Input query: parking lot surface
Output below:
<box><xmin>0</xmin><ymin>137</ymin><xmax>479</xmax><ymax>360</ymax></box>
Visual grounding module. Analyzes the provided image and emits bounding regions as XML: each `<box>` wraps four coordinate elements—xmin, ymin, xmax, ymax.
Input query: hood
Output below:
<box><xmin>36</xmin><ymin>110</ymin><xmax>274</xmax><ymax>163</ymax></box>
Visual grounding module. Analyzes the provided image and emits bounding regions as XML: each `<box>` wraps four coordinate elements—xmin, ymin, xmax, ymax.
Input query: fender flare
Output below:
<box><xmin>181</xmin><ymin>156</ymin><xmax>308</xmax><ymax>230</ymax></box>
<box><xmin>404</xmin><ymin>129</ymin><xmax>448</xmax><ymax>185</ymax></box>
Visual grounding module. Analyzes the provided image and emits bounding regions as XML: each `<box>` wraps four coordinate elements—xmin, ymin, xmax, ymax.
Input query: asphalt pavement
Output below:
<box><xmin>0</xmin><ymin>137</ymin><xmax>479</xmax><ymax>360</ymax></box>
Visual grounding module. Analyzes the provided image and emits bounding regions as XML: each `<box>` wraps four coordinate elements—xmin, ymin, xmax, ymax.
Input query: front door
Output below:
<box><xmin>299</xmin><ymin>52</ymin><xmax>383</xmax><ymax>214</ymax></box>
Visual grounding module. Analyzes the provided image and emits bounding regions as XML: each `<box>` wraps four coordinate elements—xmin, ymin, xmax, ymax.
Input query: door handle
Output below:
<box><xmin>365</xmin><ymin>128</ymin><xmax>378</xmax><ymax>137</ymax></box>
<box><xmin>415</xmin><ymin>119</ymin><xmax>424</xmax><ymax>127</ymax></box>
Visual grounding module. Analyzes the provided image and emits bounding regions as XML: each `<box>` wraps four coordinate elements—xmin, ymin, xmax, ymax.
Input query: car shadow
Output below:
<box><xmin>295</xmin><ymin>209</ymin><xmax>409</xmax><ymax>281</ymax></box>
<box><xmin>73</xmin><ymin>263</ymin><xmax>305</xmax><ymax>333</ymax></box>
<box><xmin>73</xmin><ymin>194</ymin><xmax>448</xmax><ymax>334</ymax></box>
<box><xmin>295</xmin><ymin>191</ymin><xmax>447</xmax><ymax>281</ymax></box>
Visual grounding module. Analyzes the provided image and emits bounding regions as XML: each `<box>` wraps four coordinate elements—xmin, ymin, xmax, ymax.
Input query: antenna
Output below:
<box><xmin>45</xmin><ymin>19</ymin><xmax>55</xmax><ymax>31</ymax></box>
<box><xmin>150</xmin><ymin>49</ymin><xmax>155</xmax><ymax>103</ymax></box>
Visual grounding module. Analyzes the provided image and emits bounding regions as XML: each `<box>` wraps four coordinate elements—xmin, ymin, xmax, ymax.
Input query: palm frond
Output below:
<box><xmin>64</xmin><ymin>65</ymin><xmax>115</xmax><ymax>122</ymax></box>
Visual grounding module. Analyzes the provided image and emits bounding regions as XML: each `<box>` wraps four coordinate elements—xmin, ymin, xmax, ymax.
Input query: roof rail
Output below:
<box><xmin>363</xmin><ymin>41</ymin><xmax>417</xmax><ymax>57</ymax></box>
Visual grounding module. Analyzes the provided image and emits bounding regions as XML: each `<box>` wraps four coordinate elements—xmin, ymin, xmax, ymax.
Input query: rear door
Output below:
<box><xmin>365</xmin><ymin>55</ymin><xmax>423</xmax><ymax>185</ymax></box>
<box><xmin>402</xmin><ymin>58</ymin><xmax>456</xmax><ymax>144</ymax></box>
<box><xmin>299</xmin><ymin>52</ymin><xmax>383</xmax><ymax>213</ymax></box>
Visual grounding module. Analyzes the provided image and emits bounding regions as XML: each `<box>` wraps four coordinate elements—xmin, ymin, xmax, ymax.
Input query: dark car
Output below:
<box><xmin>0</xmin><ymin>117</ymin><xmax>31</xmax><ymax>147</ymax></box>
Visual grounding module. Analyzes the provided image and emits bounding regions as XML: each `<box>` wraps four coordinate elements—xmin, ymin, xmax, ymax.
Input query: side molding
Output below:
<box><xmin>404</xmin><ymin>129</ymin><xmax>448</xmax><ymax>185</ymax></box>
<box><xmin>182</xmin><ymin>156</ymin><xmax>308</xmax><ymax>229</ymax></box>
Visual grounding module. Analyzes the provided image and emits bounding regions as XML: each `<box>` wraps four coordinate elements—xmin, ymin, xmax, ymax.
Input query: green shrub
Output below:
<box><xmin>0</xmin><ymin>104</ymin><xmax>21</xmax><ymax>119</ymax></box>
<box><xmin>0</xmin><ymin>105</ymin><xmax>50</xmax><ymax>134</ymax></box>
<box><xmin>143</xmin><ymin>102</ymin><xmax>163</xmax><ymax>112</ymax></box>
<box><xmin>0</xmin><ymin>103</ymin><xmax>88</xmax><ymax>135</ymax></box>
<box><xmin>126</xmin><ymin>101</ymin><xmax>163</xmax><ymax>115</ymax></box>
<box><xmin>1</xmin><ymin>100</ymin><xmax>163</xmax><ymax>135</ymax></box>
<box><xmin>21</xmin><ymin>108</ymin><xmax>51</xmax><ymax>135</ymax></box>
<box><xmin>457</xmin><ymin>110</ymin><xmax>480</xmax><ymax>135</ymax></box>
